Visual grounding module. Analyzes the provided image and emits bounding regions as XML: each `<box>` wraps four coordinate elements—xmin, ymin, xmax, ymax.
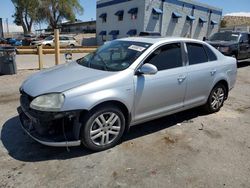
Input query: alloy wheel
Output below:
<box><xmin>210</xmin><ymin>87</ymin><xmax>225</xmax><ymax>111</ymax></box>
<box><xmin>90</xmin><ymin>112</ymin><xmax>121</xmax><ymax>146</ymax></box>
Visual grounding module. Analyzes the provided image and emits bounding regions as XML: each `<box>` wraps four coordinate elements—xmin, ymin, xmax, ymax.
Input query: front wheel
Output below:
<box><xmin>204</xmin><ymin>84</ymin><xmax>227</xmax><ymax>113</ymax></box>
<box><xmin>81</xmin><ymin>105</ymin><xmax>125</xmax><ymax>151</ymax></box>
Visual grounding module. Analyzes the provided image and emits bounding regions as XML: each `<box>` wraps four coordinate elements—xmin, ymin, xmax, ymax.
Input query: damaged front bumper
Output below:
<box><xmin>17</xmin><ymin>93</ymin><xmax>82</xmax><ymax>147</ymax></box>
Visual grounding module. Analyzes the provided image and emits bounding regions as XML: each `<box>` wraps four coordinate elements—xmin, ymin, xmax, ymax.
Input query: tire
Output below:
<box><xmin>45</xmin><ymin>44</ymin><xmax>51</xmax><ymax>46</ymax></box>
<box><xmin>69</xmin><ymin>44</ymin><xmax>75</xmax><ymax>47</ymax></box>
<box><xmin>81</xmin><ymin>105</ymin><xmax>125</xmax><ymax>151</ymax></box>
<box><xmin>204</xmin><ymin>83</ymin><xmax>227</xmax><ymax>113</ymax></box>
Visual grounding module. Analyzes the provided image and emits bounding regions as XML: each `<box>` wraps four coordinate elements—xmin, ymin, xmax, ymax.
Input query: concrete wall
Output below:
<box><xmin>96</xmin><ymin>0</ymin><xmax>222</xmax><ymax>44</ymax></box>
<box><xmin>143</xmin><ymin>0</ymin><xmax>163</xmax><ymax>33</ymax></box>
<box><xmin>162</xmin><ymin>0</ymin><xmax>222</xmax><ymax>40</ymax></box>
<box><xmin>96</xmin><ymin>0</ymin><xmax>145</xmax><ymax>45</ymax></box>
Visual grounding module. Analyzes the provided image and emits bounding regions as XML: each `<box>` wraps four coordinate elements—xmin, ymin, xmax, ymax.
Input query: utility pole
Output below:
<box><xmin>0</xmin><ymin>18</ymin><xmax>3</xmax><ymax>38</ymax></box>
<box><xmin>54</xmin><ymin>29</ymin><xmax>60</xmax><ymax>65</ymax></box>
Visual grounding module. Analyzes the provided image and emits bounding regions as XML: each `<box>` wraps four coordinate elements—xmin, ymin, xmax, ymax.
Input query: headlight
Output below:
<box><xmin>30</xmin><ymin>93</ymin><xmax>65</xmax><ymax>112</ymax></box>
<box><xmin>219</xmin><ymin>47</ymin><xmax>230</xmax><ymax>53</ymax></box>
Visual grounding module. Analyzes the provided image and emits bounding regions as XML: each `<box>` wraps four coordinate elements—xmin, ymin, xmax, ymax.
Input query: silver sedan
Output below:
<box><xmin>18</xmin><ymin>37</ymin><xmax>237</xmax><ymax>151</ymax></box>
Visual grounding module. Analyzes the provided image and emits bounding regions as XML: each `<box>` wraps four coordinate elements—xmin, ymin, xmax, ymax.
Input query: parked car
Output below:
<box><xmin>18</xmin><ymin>37</ymin><xmax>237</xmax><ymax>151</ymax></box>
<box><xmin>206</xmin><ymin>31</ymin><xmax>250</xmax><ymax>60</ymax></box>
<box><xmin>0</xmin><ymin>38</ymin><xmax>7</xmax><ymax>44</ymax></box>
<box><xmin>31</xmin><ymin>35</ymin><xmax>78</xmax><ymax>47</ymax></box>
<box><xmin>6</xmin><ymin>38</ymin><xmax>22</xmax><ymax>46</ymax></box>
<box><xmin>139</xmin><ymin>31</ymin><xmax>161</xmax><ymax>36</ymax></box>
<box><xmin>22</xmin><ymin>34</ymin><xmax>37</xmax><ymax>46</ymax></box>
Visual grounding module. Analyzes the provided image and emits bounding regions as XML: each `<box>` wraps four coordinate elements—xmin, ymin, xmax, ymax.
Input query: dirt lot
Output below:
<box><xmin>0</xmin><ymin>59</ymin><xmax>250</xmax><ymax>188</ymax></box>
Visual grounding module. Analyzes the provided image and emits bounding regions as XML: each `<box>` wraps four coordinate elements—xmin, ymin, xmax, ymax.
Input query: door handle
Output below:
<box><xmin>177</xmin><ymin>75</ymin><xmax>186</xmax><ymax>83</ymax></box>
<box><xmin>210</xmin><ymin>69</ymin><xmax>217</xmax><ymax>76</ymax></box>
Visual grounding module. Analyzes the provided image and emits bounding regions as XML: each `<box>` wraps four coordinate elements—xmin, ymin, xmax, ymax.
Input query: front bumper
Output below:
<box><xmin>17</xmin><ymin>93</ymin><xmax>81</xmax><ymax>147</ymax></box>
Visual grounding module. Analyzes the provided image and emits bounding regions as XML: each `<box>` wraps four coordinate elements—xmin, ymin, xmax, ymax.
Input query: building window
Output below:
<box><xmin>186</xmin><ymin>15</ymin><xmax>195</xmax><ymax>22</ymax></box>
<box><xmin>99</xmin><ymin>13</ymin><xmax>107</xmax><ymax>23</ymax></box>
<box><xmin>109</xmin><ymin>30</ymin><xmax>119</xmax><ymax>40</ymax></box>
<box><xmin>128</xmin><ymin>8</ymin><xmax>138</xmax><ymax>20</ymax></box>
<box><xmin>127</xmin><ymin>29</ymin><xmax>137</xmax><ymax>36</ymax></box>
<box><xmin>199</xmin><ymin>17</ymin><xmax>207</xmax><ymax>27</ymax></box>
<box><xmin>152</xmin><ymin>8</ymin><xmax>163</xmax><ymax>20</ymax></box>
<box><xmin>172</xmin><ymin>12</ymin><xmax>182</xmax><ymax>23</ymax></box>
<box><xmin>99</xmin><ymin>31</ymin><xmax>107</xmax><ymax>42</ymax></box>
<box><xmin>115</xmin><ymin>10</ymin><xmax>124</xmax><ymax>21</ymax></box>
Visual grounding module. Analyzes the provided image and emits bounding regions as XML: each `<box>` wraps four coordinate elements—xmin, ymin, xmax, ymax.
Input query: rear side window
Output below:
<box><xmin>145</xmin><ymin>43</ymin><xmax>183</xmax><ymax>71</ymax></box>
<box><xmin>186</xmin><ymin>43</ymin><xmax>208</xmax><ymax>65</ymax></box>
<box><xmin>204</xmin><ymin>45</ymin><xmax>217</xmax><ymax>61</ymax></box>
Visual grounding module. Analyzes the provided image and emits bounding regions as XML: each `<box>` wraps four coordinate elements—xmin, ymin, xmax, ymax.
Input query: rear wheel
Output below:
<box><xmin>81</xmin><ymin>105</ymin><xmax>125</xmax><ymax>151</ymax></box>
<box><xmin>204</xmin><ymin>84</ymin><xmax>227</xmax><ymax>113</ymax></box>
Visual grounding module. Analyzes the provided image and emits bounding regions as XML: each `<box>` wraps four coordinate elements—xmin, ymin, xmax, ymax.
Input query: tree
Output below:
<box><xmin>220</xmin><ymin>19</ymin><xmax>227</xmax><ymax>28</ymax></box>
<box><xmin>40</xmin><ymin>0</ymin><xmax>84</xmax><ymax>29</ymax></box>
<box><xmin>12</xmin><ymin>0</ymin><xmax>40</xmax><ymax>34</ymax></box>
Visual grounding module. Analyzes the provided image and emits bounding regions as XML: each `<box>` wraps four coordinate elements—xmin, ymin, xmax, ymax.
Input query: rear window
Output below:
<box><xmin>186</xmin><ymin>43</ymin><xmax>208</xmax><ymax>65</ymax></box>
<box><xmin>204</xmin><ymin>45</ymin><xmax>217</xmax><ymax>61</ymax></box>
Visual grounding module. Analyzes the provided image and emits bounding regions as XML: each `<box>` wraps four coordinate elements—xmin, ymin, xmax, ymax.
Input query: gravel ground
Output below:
<box><xmin>0</xmin><ymin>58</ymin><xmax>250</xmax><ymax>188</ymax></box>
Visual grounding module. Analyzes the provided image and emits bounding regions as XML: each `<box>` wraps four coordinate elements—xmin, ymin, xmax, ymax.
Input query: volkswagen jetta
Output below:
<box><xmin>18</xmin><ymin>37</ymin><xmax>237</xmax><ymax>151</ymax></box>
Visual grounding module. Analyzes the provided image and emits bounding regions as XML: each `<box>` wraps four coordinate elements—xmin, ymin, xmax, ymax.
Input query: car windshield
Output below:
<box><xmin>209</xmin><ymin>32</ymin><xmax>240</xmax><ymax>42</ymax></box>
<box><xmin>77</xmin><ymin>40</ymin><xmax>151</xmax><ymax>71</ymax></box>
<box><xmin>44</xmin><ymin>36</ymin><xmax>54</xmax><ymax>41</ymax></box>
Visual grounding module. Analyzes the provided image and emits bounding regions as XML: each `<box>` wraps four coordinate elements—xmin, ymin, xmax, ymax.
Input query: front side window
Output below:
<box><xmin>240</xmin><ymin>34</ymin><xmax>249</xmax><ymax>43</ymax></box>
<box><xmin>186</xmin><ymin>43</ymin><xmax>208</xmax><ymax>65</ymax></box>
<box><xmin>77</xmin><ymin>40</ymin><xmax>151</xmax><ymax>71</ymax></box>
<box><xmin>44</xmin><ymin>36</ymin><xmax>54</xmax><ymax>41</ymax></box>
<box><xmin>59</xmin><ymin>36</ymin><xmax>68</xmax><ymax>41</ymax></box>
<box><xmin>144</xmin><ymin>43</ymin><xmax>183</xmax><ymax>71</ymax></box>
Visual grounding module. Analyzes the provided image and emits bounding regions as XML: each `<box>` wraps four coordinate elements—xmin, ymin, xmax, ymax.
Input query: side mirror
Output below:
<box><xmin>137</xmin><ymin>63</ymin><xmax>158</xmax><ymax>75</ymax></box>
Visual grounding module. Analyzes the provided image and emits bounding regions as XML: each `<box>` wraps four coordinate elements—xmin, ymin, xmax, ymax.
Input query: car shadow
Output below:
<box><xmin>237</xmin><ymin>59</ymin><xmax>250</xmax><ymax>68</ymax></box>
<box><xmin>1</xmin><ymin>108</ymin><xmax>206</xmax><ymax>162</ymax></box>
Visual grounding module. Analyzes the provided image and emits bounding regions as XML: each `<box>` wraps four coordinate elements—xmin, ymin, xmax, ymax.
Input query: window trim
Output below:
<box><xmin>135</xmin><ymin>42</ymin><xmax>186</xmax><ymax>74</ymax></box>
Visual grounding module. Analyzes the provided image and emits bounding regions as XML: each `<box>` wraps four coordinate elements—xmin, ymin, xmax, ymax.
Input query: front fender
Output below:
<box><xmin>61</xmin><ymin>86</ymin><xmax>134</xmax><ymax>112</ymax></box>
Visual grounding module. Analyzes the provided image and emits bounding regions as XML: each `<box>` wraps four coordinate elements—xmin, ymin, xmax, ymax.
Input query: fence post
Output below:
<box><xmin>38</xmin><ymin>45</ymin><xmax>43</xmax><ymax>70</ymax></box>
<box><xmin>54</xmin><ymin>29</ymin><xmax>60</xmax><ymax>65</ymax></box>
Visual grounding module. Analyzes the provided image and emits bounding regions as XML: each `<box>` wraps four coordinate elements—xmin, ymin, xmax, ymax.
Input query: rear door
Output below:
<box><xmin>184</xmin><ymin>42</ymin><xmax>218</xmax><ymax>107</ymax></box>
<box><xmin>238</xmin><ymin>33</ymin><xmax>249</xmax><ymax>59</ymax></box>
<box><xmin>133</xmin><ymin>42</ymin><xmax>187</xmax><ymax>122</ymax></box>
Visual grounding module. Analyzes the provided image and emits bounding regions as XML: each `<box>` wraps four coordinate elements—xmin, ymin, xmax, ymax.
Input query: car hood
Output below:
<box><xmin>207</xmin><ymin>41</ymin><xmax>238</xmax><ymax>47</ymax></box>
<box><xmin>22</xmin><ymin>62</ymin><xmax>117</xmax><ymax>97</ymax></box>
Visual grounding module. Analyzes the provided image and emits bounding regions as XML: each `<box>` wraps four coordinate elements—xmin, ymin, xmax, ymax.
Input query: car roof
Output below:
<box><xmin>118</xmin><ymin>36</ymin><xmax>204</xmax><ymax>45</ymax></box>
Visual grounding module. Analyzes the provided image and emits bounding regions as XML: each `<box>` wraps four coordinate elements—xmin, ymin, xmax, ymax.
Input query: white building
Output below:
<box><xmin>96</xmin><ymin>0</ymin><xmax>222</xmax><ymax>45</ymax></box>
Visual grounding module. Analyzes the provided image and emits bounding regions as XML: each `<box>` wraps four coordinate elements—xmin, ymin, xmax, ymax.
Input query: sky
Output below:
<box><xmin>1</xmin><ymin>0</ymin><xmax>250</xmax><ymax>32</ymax></box>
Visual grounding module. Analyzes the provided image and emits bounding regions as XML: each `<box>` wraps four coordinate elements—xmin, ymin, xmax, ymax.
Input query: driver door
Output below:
<box><xmin>133</xmin><ymin>43</ymin><xmax>187</xmax><ymax>123</ymax></box>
